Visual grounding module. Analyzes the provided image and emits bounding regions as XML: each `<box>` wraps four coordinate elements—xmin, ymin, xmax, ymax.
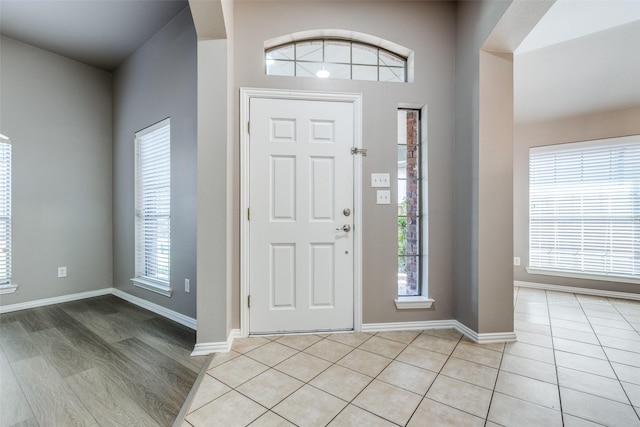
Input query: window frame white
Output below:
<box><xmin>0</xmin><ymin>135</ymin><xmax>15</xmax><ymax>294</ymax></box>
<box><xmin>395</xmin><ymin>106</ymin><xmax>433</xmax><ymax>309</ymax></box>
<box><xmin>265</xmin><ymin>38</ymin><xmax>408</xmax><ymax>83</ymax></box>
<box><xmin>131</xmin><ymin>118</ymin><xmax>172</xmax><ymax>297</ymax></box>
<box><xmin>528</xmin><ymin>135</ymin><xmax>640</xmax><ymax>284</ymax></box>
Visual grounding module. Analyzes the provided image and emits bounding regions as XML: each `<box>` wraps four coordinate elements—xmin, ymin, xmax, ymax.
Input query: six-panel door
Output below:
<box><xmin>249</xmin><ymin>97</ymin><xmax>355</xmax><ymax>334</ymax></box>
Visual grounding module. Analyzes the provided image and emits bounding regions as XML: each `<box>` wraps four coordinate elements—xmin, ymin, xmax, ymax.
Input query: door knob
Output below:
<box><xmin>336</xmin><ymin>224</ymin><xmax>351</xmax><ymax>232</ymax></box>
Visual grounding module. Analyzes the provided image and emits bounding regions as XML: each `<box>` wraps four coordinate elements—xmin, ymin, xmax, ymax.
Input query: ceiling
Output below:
<box><xmin>514</xmin><ymin>0</ymin><xmax>640</xmax><ymax>124</ymax></box>
<box><xmin>516</xmin><ymin>0</ymin><xmax>640</xmax><ymax>54</ymax></box>
<box><xmin>0</xmin><ymin>0</ymin><xmax>188</xmax><ymax>71</ymax></box>
<box><xmin>0</xmin><ymin>0</ymin><xmax>638</xmax><ymax>123</ymax></box>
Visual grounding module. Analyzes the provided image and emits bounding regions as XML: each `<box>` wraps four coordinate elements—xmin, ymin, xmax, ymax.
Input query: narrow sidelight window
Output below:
<box><xmin>398</xmin><ymin>109</ymin><xmax>422</xmax><ymax>296</ymax></box>
<box><xmin>0</xmin><ymin>137</ymin><xmax>11</xmax><ymax>286</ymax></box>
<box><xmin>132</xmin><ymin>119</ymin><xmax>172</xmax><ymax>296</ymax></box>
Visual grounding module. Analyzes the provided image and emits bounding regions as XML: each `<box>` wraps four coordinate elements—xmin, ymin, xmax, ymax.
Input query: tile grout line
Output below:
<box><xmin>481</xmin><ymin>288</ymin><xmax>523</xmax><ymax>427</ymax></box>
<box><xmin>190</xmin><ymin>290</ymin><xmax>640</xmax><ymax>427</ymax></box>
<box><xmin>545</xmin><ymin>289</ymin><xmax>566</xmax><ymax>427</ymax></box>
<box><xmin>371</xmin><ymin>330</ymin><xmax>451</xmax><ymax>426</ymax></box>
<box><xmin>403</xmin><ymin>330</ymin><xmax>478</xmax><ymax>425</ymax></box>
<box><xmin>220</xmin><ymin>333</ymin><xmax>372</xmax><ymax>426</ymax></box>
<box><xmin>578</xmin><ymin>295</ymin><xmax>640</xmax><ymax>419</ymax></box>
<box><xmin>291</xmin><ymin>333</ymin><xmax>373</xmax><ymax>427</ymax></box>
<box><xmin>315</xmin><ymin>331</ymin><xmax>437</xmax><ymax>426</ymax></box>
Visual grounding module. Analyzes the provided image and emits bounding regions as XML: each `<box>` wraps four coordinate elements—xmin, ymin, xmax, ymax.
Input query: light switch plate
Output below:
<box><xmin>376</xmin><ymin>190</ymin><xmax>391</xmax><ymax>204</ymax></box>
<box><xmin>371</xmin><ymin>173</ymin><xmax>390</xmax><ymax>188</ymax></box>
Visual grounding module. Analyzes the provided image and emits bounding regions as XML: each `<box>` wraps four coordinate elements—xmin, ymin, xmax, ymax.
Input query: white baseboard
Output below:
<box><xmin>0</xmin><ymin>287</ymin><xmax>197</xmax><ymax>331</ymax></box>
<box><xmin>515</xmin><ymin>280</ymin><xmax>640</xmax><ymax>301</ymax></box>
<box><xmin>111</xmin><ymin>288</ymin><xmax>197</xmax><ymax>330</ymax></box>
<box><xmin>362</xmin><ymin>320</ymin><xmax>517</xmax><ymax>344</ymax></box>
<box><xmin>453</xmin><ymin>320</ymin><xmax>517</xmax><ymax>344</ymax></box>
<box><xmin>362</xmin><ymin>320</ymin><xmax>458</xmax><ymax>333</ymax></box>
<box><xmin>191</xmin><ymin>329</ymin><xmax>241</xmax><ymax>356</ymax></box>
<box><xmin>0</xmin><ymin>288</ymin><xmax>112</xmax><ymax>314</ymax></box>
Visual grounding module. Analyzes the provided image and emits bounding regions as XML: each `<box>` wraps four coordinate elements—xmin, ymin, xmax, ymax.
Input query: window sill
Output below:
<box><xmin>131</xmin><ymin>277</ymin><xmax>173</xmax><ymax>297</ymax></box>
<box><xmin>0</xmin><ymin>283</ymin><xmax>18</xmax><ymax>295</ymax></box>
<box><xmin>526</xmin><ymin>268</ymin><xmax>640</xmax><ymax>285</ymax></box>
<box><xmin>394</xmin><ymin>296</ymin><xmax>434</xmax><ymax>310</ymax></box>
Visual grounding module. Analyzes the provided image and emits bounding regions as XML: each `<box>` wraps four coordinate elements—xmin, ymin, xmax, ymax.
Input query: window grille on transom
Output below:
<box><xmin>266</xmin><ymin>39</ymin><xmax>407</xmax><ymax>82</ymax></box>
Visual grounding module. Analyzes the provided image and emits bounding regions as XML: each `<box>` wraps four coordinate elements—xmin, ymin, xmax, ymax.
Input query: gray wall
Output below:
<box><xmin>196</xmin><ymin>38</ymin><xmax>230</xmax><ymax>343</ymax></box>
<box><xmin>453</xmin><ymin>0</ymin><xmax>512</xmax><ymax>332</ymax></box>
<box><xmin>232</xmin><ymin>0</ymin><xmax>457</xmax><ymax>326</ymax></box>
<box><xmin>0</xmin><ymin>36</ymin><xmax>113</xmax><ymax>305</ymax></box>
<box><xmin>191</xmin><ymin>0</ymin><xmax>234</xmax><ymax>345</ymax></box>
<box><xmin>514</xmin><ymin>106</ymin><xmax>640</xmax><ymax>295</ymax></box>
<box><xmin>112</xmin><ymin>8</ymin><xmax>198</xmax><ymax>318</ymax></box>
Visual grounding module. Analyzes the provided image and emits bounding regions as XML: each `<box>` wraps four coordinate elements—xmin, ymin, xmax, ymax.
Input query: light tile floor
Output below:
<box><xmin>181</xmin><ymin>288</ymin><xmax>640</xmax><ymax>426</ymax></box>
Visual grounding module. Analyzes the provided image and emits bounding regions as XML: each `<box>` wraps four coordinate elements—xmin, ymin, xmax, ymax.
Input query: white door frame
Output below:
<box><xmin>240</xmin><ymin>88</ymin><xmax>363</xmax><ymax>337</ymax></box>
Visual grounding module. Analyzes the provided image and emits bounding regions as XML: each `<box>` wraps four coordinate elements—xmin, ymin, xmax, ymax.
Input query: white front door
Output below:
<box><xmin>249</xmin><ymin>97</ymin><xmax>355</xmax><ymax>334</ymax></box>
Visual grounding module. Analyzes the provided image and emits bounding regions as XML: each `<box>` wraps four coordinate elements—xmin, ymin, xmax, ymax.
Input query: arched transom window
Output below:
<box><xmin>266</xmin><ymin>39</ymin><xmax>408</xmax><ymax>82</ymax></box>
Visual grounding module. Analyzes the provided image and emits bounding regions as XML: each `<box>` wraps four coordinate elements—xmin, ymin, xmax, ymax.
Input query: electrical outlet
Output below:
<box><xmin>58</xmin><ymin>266</ymin><xmax>67</xmax><ymax>278</ymax></box>
<box><xmin>185</xmin><ymin>278</ymin><xmax>190</xmax><ymax>293</ymax></box>
<box><xmin>376</xmin><ymin>190</ymin><xmax>391</xmax><ymax>205</ymax></box>
<box><xmin>371</xmin><ymin>173</ymin><xmax>390</xmax><ymax>188</ymax></box>
<box><xmin>513</xmin><ymin>257</ymin><xmax>521</xmax><ymax>266</ymax></box>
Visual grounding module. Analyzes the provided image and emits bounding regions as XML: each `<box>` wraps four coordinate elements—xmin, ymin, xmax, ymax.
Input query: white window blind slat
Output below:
<box><xmin>0</xmin><ymin>141</ymin><xmax>11</xmax><ymax>284</ymax></box>
<box><xmin>529</xmin><ymin>137</ymin><xmax>640</xmax><ymax>280</ymax></box>
<box><xmin>134</xmin><ymin>119</ymin><xmax>171</xmax><ymax>286</ymax></box>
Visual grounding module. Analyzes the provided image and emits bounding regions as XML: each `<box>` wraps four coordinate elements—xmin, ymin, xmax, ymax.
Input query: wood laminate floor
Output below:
<box><xmin>0</xmin><ymin>295</ymin><xmax>206</xmax><ymax>427</ymax></box>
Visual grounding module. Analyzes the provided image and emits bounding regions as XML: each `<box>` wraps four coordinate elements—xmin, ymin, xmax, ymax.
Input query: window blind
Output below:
<box><xmin>135</xmin><ymin>120</ymin><xmax>170</xmax><ymax>286</ymax></box>
<box><xmin>529</xmin><ymin>137</ymin><xmax>640</xmax><ymax>280</ymax></box>
<box><xmin>0</xmin><ymin>140</ymin><xmax>11</xmax><ymax>285</ymax></box>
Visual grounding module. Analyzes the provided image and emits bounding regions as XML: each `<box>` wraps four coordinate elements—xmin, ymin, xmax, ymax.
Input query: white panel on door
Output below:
<box><xmin>309</xmin><ymin>157</ymin><xmax>334</xmax><ymax>221</ymax></box>
<box><xmin>271</xmin><ymin>244</ymin><xmax>296</xmax><ymax>308</ymax></box>
<box><xmin>249</xmin><ymin>96</ymin><xmax>355</xmax><ymax>334</ymax></box>
<box><xmin>271</xmin><ymin>156</ymin><xmax>296</xmax><ymax>221</ymax></box>
<box><xmin>310</xmin><ymin>120</ymin><xmax>334</xmax><ymax>143</ymax></box>
<box><xmin>309</xmin><ymin>243</ymin><xmax>335</xmax><ymax>307</ymax></box>
<box><xmin>271</xmin><ymin>119</ymin><xmax>296</xmax><ymax>141</ymax></box>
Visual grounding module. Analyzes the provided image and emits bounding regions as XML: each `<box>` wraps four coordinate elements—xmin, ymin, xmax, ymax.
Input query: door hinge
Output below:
<box><xmin>247</xmin><ymin>121</ymin><xmax>250</xmax><ymax>134</ymax></box>
<box><xmin>351</xmin><ymin>147</ymin><xmax>367</xmax><ymax>156</ymax></box>
<box><xmin>248</xmin><ymin>208</ymin><xmax>250</xmax><ymax>221</ymax></box>
<box><xmin>248</xmin><ymin>295</ymin><xmax>251</xmax><ymax>309</ymax></box>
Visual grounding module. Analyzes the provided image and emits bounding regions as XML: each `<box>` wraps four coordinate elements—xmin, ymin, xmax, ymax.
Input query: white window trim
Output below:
<box><xmin>394</xmin><ymin>296</ymin><xmax>434</xmax><ymax>309</ymax></box>
<box><xmin>131</xmin><ymin>277</ymin><xmax>173</xmax><ymax>297</ymax></box>
<box><xmin>526</xmin><ymin>267</ymin><xmax>640</xmax><ymax>285</ymax></box>
<box><xmin>0</xmin><ymin>284</ymin><xmax>18</xmax><ymax>295</ymax></box>
<box><xmin>130</xmin><ymin>118</ymin><xmax>172</xmax><ymax>297</ymax></box>
<box><xmin>395</xmin><ymin>105</ymin><xmax>432</xmax><ymax>310</ymax></box>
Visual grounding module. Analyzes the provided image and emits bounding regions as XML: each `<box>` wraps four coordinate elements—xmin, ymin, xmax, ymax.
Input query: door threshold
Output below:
<box><xmin>250</xmin><ymin>328</ymin><xmax>354</xmax><ymax>337</ymax></box>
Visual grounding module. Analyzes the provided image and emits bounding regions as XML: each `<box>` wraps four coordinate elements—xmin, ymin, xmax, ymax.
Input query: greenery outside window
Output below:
<box><xmin>397</xmin><ymin>109</ymin><xmax>424</xmax><ymax>298</ymax></box>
